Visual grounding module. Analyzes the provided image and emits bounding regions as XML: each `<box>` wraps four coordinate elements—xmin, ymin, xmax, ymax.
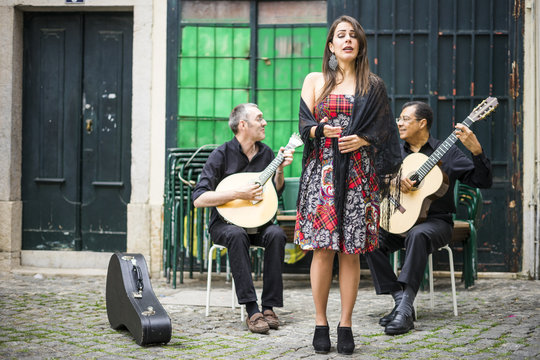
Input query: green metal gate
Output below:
<box><xmin>342</xmin><ymin>0</ymin><xmax>522</xmax><ymax>272</ymax></box>
<box><xmin>167</xmin><ymin>0</ymin><xmax>523</xmax><ymax>273</ymax></box>
<box><xmin>171</xmin><ymin>1</ymin><xmax>327</xmax><ymax>177</ymax></box>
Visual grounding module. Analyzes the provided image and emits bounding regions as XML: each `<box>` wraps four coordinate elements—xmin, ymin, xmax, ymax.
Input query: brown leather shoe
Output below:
<box><xmin>246</xmin><ymin>313</ymin><xmax>270</xmax><ymax>334</ymax></box>
<box><xmin>263</xmin><ymin>309</ymin><xmax>280</xmax><ymax>329</ymax></box>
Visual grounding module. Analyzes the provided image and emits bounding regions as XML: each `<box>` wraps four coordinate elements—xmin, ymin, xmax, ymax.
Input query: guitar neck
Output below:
<box><xmin>413</xmin><ymin>117</ymin><xmax>474</xmax><ymax>182</ymax></box>
<box><xmin>255</xmin><ymin>133</ymin><xmax>303</xmax><ymax>186</ymax></box>
<box><xmin>257</xmin><ymin>152</ymin><xmax>285</xmax><ymax>185</ymax></box>
<box><xmin>258</xmin><ymin>141</ymin><xmax>297</xmax><ymax>185</ymax></box>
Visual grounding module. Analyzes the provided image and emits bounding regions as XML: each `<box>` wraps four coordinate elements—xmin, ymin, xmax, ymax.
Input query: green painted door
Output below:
<box><xmin>22</xmin><ymin>13</ymin><xmax>133</xmax><ymax>252</ymax></box>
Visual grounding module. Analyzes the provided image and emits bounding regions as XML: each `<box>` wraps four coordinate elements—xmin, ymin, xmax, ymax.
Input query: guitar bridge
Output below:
<box><xmin>389</xmin><ymin>196</ymin><xmax>406</xmax><ymax>214</ymax></box>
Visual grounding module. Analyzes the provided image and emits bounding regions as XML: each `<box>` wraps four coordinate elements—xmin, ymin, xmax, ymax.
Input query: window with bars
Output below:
<box><xmin>177</xmin><ymin>0</ymin><xmax>327</xmax><ymax>177</ymax></box>
<box><xmin>178</xmin><ymin>25</ymin><xmax>251</xmax><ymax>147</ymax></box>
<box><xmin>257</xmin><ymin>25</ymin><xmax>326</xmax><ymax>175</ymax></box>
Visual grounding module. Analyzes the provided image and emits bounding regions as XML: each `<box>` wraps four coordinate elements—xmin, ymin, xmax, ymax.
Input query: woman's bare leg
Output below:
<box><xmin>310</xmin><ymin>249</ymin><xmax>336</xmax><ymax>325</ymax></box>
<box><xmin>337</xmin><ymin>253</ymin><xmax>360</xmax><ymax>327</ymax></box>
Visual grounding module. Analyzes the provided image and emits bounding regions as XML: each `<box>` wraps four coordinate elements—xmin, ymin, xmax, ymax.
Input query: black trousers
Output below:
<box><xmin>365</xmin><ymin>217</ymin><xmax>453</xmax><ymax>295</ymax></box>
<box><xmin>210</xmin><ymin>222</ymin><xmax>286</xmax><ymax>307</ymax></box>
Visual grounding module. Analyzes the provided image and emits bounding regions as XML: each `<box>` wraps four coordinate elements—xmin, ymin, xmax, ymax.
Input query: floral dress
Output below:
<box><xmin>294</xmin><ymin>94</ymin><xmax>380</xmax><ymax>254</ymax></box>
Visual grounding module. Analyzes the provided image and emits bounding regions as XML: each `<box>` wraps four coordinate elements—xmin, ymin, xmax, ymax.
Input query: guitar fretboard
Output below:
<box><xmin>411</xmin><ymin>117</ymin><xmax>474</xmax><ymax>183</ymax></box>
<box><xmin>257</xmin><ymin>147</ymin><xmax>289</xmax><ymax>185</ymax></box>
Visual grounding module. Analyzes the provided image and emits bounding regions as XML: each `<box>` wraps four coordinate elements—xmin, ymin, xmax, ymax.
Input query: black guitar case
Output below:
<box><xmin>106</xmin><ymin>253</ymin><xmax>172</xmax><ymax>346</ymax></box>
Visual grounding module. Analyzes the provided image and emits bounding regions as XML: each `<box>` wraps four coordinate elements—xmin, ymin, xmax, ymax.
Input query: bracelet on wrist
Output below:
<box><xmin>315</xmin><ymin>122</ymin><xmax>327</xmax><ymax>139</ymax></box>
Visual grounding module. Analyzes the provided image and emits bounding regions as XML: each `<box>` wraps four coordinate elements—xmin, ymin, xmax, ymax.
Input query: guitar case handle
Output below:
<box><xmin>133</xmin><ymin>263</ymin><xmax>144</xmax><ymax>293</ymax></box>
<box><xmin>121</xmin><ymin>256</ymin><xmax>144</xmax><ymax>298</ymax></box>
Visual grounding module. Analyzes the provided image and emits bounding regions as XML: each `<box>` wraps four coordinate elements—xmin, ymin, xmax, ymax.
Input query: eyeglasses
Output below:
<box><xmin>244</xmin><ymin>116</ymin><xmax>265</xmax><ymax>123</ymax></box>
<box><xmin>395</xmin><ymin>116</ymin><xmax>418</xmax><ymax>124</ymax></box>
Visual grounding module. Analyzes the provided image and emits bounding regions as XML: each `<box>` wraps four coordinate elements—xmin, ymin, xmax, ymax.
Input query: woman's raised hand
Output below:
<box><xmin>321</xmin><ymin>117</ymin><xmax>342</xmax><ymax>138</ymax></box>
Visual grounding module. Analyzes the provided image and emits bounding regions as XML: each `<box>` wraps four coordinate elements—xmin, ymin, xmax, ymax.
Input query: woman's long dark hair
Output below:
<box><xmin>316</xmin><ymin>15</ymin><xmax>370</xmax><ymax>105</ymax></box>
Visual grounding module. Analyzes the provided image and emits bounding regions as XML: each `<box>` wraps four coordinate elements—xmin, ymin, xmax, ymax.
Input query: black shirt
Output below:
<box><xmin>403</xmin><ymin>136</ymin><xmax>493</xmax><ymax>224</ymax></box>
<box><xmin>192</xmin><ymin>136</ymin><xmax>282</xmax><ymax>229</ymax></box>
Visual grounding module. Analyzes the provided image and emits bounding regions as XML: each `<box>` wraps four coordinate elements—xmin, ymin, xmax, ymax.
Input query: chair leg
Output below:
<box><xmin>393</xmin><ymin>251</ymin><xmax>399</xmax><ymax>275</ymax></box>
<box><xmin>443</xmin><ymin>245</ymin><xmax>458</xmax><ymax>316</ymax></box>
<box><xmin>207</xmin><ymin>244</ymin><xmax>245</xmax><ymax>321</ymax></box>
<box><xmin>429</xmin><ymin>253</ymin><xmax>434</xmax><ymax>309</ymax></box>
<box><xmin>469</xmin><ymin>224</ymin><xmax>478</xmax><ymax>287</ymax></box>
<box><xmin>206</xmin><ymin>244</ymin><xmax>217</xmax><ymax>317</ymax></box>
<box><xmin>231</xmin><ymin>279</ymin><xmax>246</xmax><ymax>322</ymax></box>
<box><xmin>226</xmin><ymin>254</ymin><xmax>231</xmax><ymax>282</ymax></box>
<box><xmin>231</xmin><ymin>277</ymin><xmax>236</xmax><ymax>310</ymax></box>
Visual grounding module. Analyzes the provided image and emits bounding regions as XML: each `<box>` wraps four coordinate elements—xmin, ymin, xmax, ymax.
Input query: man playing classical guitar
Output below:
<box><xmin>193</xmin><ymin>103</ymin><xmax>295</xmax><ymax>334</ymax></box>
<box><xmin>365</xmin><ymin>101</ymin><xmax>493</xmax><ymax>335</ymax></box>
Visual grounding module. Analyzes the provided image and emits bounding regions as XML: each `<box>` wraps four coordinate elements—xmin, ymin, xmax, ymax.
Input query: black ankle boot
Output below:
<box><xmin>337</xmin><ymin>323</ymin><xmax>355</xmax><ymax>355</ymax></box>
<box><xmin>312</xmin><ymin>325</ymin><xmax>330</xmax><ymax>354</ymax></box>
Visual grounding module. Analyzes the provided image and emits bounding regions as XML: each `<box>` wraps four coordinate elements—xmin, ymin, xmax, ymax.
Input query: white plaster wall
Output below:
<box><xmin>131</xmin><ymin>2</ymin><xmax>152</xmax><ymax>204</ymax></box>
<box><xmin>0</xmin><ymin>6</ymin><xmax>16</xmax><ymax>203</ymax></box>
<box><xmin>150</xmin><ymin>0</ymin><xmax>166</xmax><ymax>205</ymax></box>
<box><xmin>126</xmin><ymin>0</ymin><xmax>168</xmax><ymax>276</ymax></box>
<box><xmin>0</xmin><ymin>5</ymin><xmax>22</xmax><ymax>202</ymax></box>
<box><xmin>126</xmin><ymin>0</ymin><xmax>153</xmax><ymax>261</ymax></box>
<box><xmin>0</xmin><ymin>0</ymin><xmax>167</xmax><ymax>275</ymax></box>
<box><xmin>149</xmin><ymin>0</ymin><xmax>167</xmax><ymax>276</ymax></box>
<box><xmin>1</xmin><ymin>0</ymin><xmax>135</xmax><ymax>8</ymax></box>
<box><xmin>0</xmin><ymin>5</ymin><xmax>23</xmax><ymax>269</ymax></box>
<box><xmin>536</xmin><ymin>0</ymin><xmax>540</xmax><ymax>280</ymax></box>
<box><xmin>523</xmin><ymin>0</ymin><xmax>539</xmax><ymax>279</ymax></box>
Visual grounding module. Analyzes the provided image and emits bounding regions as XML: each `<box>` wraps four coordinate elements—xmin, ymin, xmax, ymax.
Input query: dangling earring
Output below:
<box><xmin>329</xmin><ymin>53</ymin><xmax>338</xmax><ymax>71</ymax></box>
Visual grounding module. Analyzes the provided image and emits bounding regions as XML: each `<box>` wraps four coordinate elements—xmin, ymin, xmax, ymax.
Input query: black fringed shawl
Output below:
<box><xmin>298</xmin><ymin>75</ymin><xmax>402</xmax><ymax>235</ymax></box>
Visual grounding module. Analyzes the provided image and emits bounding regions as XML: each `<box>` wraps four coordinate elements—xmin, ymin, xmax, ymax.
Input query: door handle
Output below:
<box><xmin>86</xmin><ymin>119</ymin><xmax>93</xmax><ymax>134</ymax></box>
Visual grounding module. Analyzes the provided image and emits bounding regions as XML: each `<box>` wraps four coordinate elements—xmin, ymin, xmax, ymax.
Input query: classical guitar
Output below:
<box><xmin>380</xmin><ymin>97</ymin><xmax>498</xmax><ymax>234</ymax></box>
<box><xmin>215</xmin><ymin>133</ymin><xmax>303</xmax><ymax>229</ymax></box>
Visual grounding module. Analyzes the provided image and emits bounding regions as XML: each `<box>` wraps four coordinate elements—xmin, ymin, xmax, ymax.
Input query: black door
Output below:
<box><xmin>22</xmin><ymin>13</ymin><xmax>133</xmax><ymax>252</ymax></box>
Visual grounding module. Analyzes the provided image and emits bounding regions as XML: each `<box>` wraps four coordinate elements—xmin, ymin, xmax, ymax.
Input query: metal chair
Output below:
<box><xmin>162</xmin><ymin>145</ymin><xmax>217</xmax><ymax>288</ymax></box>
<box><xmin>205</xmin><ymin>243</ymin><xmax>264</xmax><ymax>322</ymax></box>
<box><xmin>205</xmin><ymin>243</ymin><xmax>240</xmax><ymax>318</ymax></box>
<box><xmin>393</xmin><ymin>245</ymin><xmax>458</xmax><ymax>317</ymax></box>
<box><xmin>276</xmin><ymin>177</ymin><xmax>300</xmax><ymax>242</ymax></box>
<box><xmin>452</xmin><ymin>181</ymin><xmax>483</xmax><ymax>288</ymax></box>
<box><xmin>428</xmin><ymin>245</ymin><xmax>458</xmax><ymax>316</ymax></box>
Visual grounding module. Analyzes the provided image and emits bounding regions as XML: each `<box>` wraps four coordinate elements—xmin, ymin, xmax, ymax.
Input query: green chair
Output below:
<box><xmin>452</xmin><ymin>181</ymin><xmax>483</xmax><ymax>288</ymax></box>
<box><xmin>278</xmin><ymin>177</ymin><xmax>300</xmax><ymax>215</ymax></box>
<box><xmin>162</xmin><ymin>145</ymin><xmax>217</xmax><ymax>288</ymax></box>
<box><xmin>276</xmin><ymin>177</ymin><xmax>300</xmax><ymax>242</ymax></box>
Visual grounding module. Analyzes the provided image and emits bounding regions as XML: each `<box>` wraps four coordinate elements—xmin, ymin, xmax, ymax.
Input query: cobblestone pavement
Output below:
<box><xmin>0</xmin><ymin>270</ymin><xmax>539</xmax><ymax>359</ymax></box>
